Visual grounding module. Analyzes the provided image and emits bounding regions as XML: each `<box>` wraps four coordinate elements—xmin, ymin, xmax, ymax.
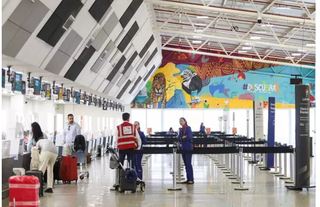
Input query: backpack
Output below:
<box><xmin>73</xmin><ymin>135</ymin><xmax>86</xmax><ymax>152</ymax></box>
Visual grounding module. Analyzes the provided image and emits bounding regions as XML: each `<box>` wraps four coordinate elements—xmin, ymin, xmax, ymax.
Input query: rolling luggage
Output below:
<box><xmin>25</xmin><ymin>171</ymin><xmax>43</xmax><ymax>197</ymax></box>
<box><xmin>60</xmin><ymin>156</ymin><xmax>78</xmax><ymax>183</ymax></box>
<box><xmin>119</xmin><ymin>168</ymin><xmax>137</xmax><ymax>193</ymax></box>
<box><xmin>9</xmin><ymin>176</ymin><xmax>40</xmax><ymax>207</ymax></box>
<box><xmin>54</xmin><ymin>157</ymin><xmax>62</xmax><ymax>182</ymax></box>
<box><xmin>86</xmin><ymin>153</ymin><xmax>91</xmax><ymax>163</ymax></box>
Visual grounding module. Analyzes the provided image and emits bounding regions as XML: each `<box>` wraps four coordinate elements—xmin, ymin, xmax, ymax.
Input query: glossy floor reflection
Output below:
<box><xmin>2</xmin><ymin>154</ymin><xmax>315</xmax><ymax>207</ymax></box>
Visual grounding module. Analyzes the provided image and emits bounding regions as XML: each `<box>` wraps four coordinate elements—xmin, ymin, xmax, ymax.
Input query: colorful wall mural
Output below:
<box><xmin>131</xmin><ymin>62</ymin><xmax>315</xmax><ymax>109</ymax></box>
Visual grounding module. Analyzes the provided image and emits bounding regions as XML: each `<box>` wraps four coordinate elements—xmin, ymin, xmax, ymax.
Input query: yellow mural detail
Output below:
<box><xmin>150</xmin><ymin>63</ymin><xmax>181</xmax><ymax>102</ymax></box>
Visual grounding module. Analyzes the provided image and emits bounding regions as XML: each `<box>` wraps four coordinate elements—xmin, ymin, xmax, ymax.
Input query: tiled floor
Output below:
<box><xmin>2</xmin><ymin>154</ymin><xmax>315</xmax><ymax>207</ymax></box>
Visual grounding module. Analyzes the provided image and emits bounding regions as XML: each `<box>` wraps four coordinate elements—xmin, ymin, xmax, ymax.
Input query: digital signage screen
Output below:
<box><xmin>13</xmin><ymin>73</ymin><xmax>22</xmax><ymax>92</ymax></box>
<box><xmin>21</xmin><ymin>81</ymin><xmax>26</xmax><ymax>95</ymax></box>
<box><xmin>2</xmin><ymin>69</ymin><xmax>5</xmax><ymax>88</ymax></box>
<box><xmin>46</xmin><ymin>84</ymin><xmax>51</xmax><ymax>100</ymax></box>
<box><xmin>76</xmin><ymin>91</ymin><xmax>80</xmax><ymax>104</ymax></box>
<box><xmin>34</xmin><ymin>78</ymin><xmax>41</xmax><ymax>95</ymax></box>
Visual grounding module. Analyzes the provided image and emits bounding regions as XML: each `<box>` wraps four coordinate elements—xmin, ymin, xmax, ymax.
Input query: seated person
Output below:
<box><xmin>166</xmin><ymin>127</ymin><xmax>175</xmax><ymax>135</ymax></box>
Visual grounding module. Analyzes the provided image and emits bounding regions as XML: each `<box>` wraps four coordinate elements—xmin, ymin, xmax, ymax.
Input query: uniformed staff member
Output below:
<box><xmin>178</xmin><ymin>117</ymin><xmax>194</xmax><ymax>184</ymax></box>
<box><xmin>199</xmin><ymin>122</ymin><xmax>206</xmax><ymax>134</ymax></box>
<box><xmin>134</xmin><ymin>121</ymin><xmax>146</xmax><ymax>180</ymax></box>
<box><xmin>116</xmin><ymin>113</ymin><xmax>141</xmax><ymax>168</ymax></box>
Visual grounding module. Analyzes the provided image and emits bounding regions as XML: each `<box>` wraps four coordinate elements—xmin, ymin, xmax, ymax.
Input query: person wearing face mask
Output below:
<box><xmin>134</xmin><ymin>121</ymin><xmax>147</xmax><ymax>180</ymax></box>
<box><xmin>178</xmin><ymin>117</ymin><xmax>194</xmax><ymax>184</ymax></box>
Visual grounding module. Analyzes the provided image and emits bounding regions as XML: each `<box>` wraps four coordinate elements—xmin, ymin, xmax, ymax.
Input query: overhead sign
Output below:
<box><xmin>267</xmin><ymin>97</ymin><xmax>275</xmax><ymax>168</ymax></box>
<box><xmin>254</xmin><ymin>100</ymin><xmax>264</xmax><ymax>140</ymax></box>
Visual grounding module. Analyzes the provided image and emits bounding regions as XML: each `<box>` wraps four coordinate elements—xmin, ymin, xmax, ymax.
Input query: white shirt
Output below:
<box><xmin>116</xmin><ymin>121</ymin><xmax>141</xmax><ymax>150</ymax></box>
<box><xmin>36</xmin><ymin>139</ymin><xmax>57</xmax><ymax>154</ymax></box>
<box><xmin>63</xmin><ymin>122</ymin><xmax>81</xmax><ymax>144</ymax></box>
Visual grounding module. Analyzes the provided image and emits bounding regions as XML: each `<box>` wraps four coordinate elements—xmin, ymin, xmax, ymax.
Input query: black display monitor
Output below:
<box><xmin>93</xmin><ymin>96</ymin><xmax>97</xmax><ymax>106</ymax></box>
<box><xmin>66</xmin><ymin>89</ymin><xmax>71</xmax><ymax>102</ymax></box>
<box><xmin>21</xmin><ymin>81</ymin><xmax>26</xmax><ymax>95</ymax></box>
<box><xmin>88</xmin><ymin>95</ymin><xmax>92</xmax><ymax>106</ymax></box>
<box><xmin>46</xmin><ymin>84</ymin><xmax>51</xmax><ymax>100</ymax></box>
<box><xmin>98</xmin><ymin>98</ymin><xmax>102</xmax><ymax>107</ymax></box>
<box><xmin>76</xmin><ymin>91</ymin><xmax>80</xmax><ymax>104</ymax></box>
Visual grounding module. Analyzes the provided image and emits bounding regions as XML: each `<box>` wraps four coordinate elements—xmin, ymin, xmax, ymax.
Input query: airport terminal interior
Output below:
<box><xmin>1</xmin><ymin>0</ymin><xmax>317</xmax><ymax>206</ymax></box>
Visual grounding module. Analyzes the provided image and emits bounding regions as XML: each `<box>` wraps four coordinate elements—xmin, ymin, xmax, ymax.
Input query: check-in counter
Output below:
<box><xmin>2</xmin><ymin>157</ymin><xmax>14</xmax><ymax>198</ymax></box>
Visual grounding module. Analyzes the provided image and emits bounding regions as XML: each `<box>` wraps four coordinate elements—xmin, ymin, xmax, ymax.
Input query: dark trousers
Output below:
<box><xmin>118</xmin><ymin>149</ymin><xmax>134</xmax><ymax>168</ymax></box>
<box><xmin>182</xmin><ymin>153</ymin><xmax>194</xmax><ymax>182</ymax></box>
<box><xmin>135</xmin><ymin>153</ymin><xmax>143</xmax><ymax>180</ymax></box>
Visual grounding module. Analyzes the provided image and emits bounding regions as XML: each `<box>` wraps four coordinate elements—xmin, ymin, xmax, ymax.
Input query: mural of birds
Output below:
<box><xmin>181</xmin><ymin>70</ymin><xmax>203</xmax><ymax>95</ymax></box>
<box><xmin>209</xmin><ymin>82</ymin><xmax>230</xmax><ymax>97</ymax></box>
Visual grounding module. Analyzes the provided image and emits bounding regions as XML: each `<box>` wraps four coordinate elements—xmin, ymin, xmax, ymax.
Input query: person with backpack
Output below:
<box><xmin>134</xmin><ymin>121</ymin><xmax>146</xmax><ymax>180</ymax></box>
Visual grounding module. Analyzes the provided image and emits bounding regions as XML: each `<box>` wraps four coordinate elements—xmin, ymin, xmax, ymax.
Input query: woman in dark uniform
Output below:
<box><xmin>178</xmin><ymin>117</ymin><xmax>194</xmax><ymax>184</ymax></box>
<box><xmin>134</xmin><ymin>121</ymin><xmax>147</xmax><ymax>180</ymax></box>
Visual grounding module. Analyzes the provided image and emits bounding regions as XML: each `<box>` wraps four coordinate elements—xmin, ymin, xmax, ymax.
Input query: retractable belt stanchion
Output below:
<box><xmin>176</xmin><ymin>153</ymin><xmax>185</xmax><ymax>182</ymax></box>
<box><xmin>168</xmin><ymin>148</ymin><xmax>182</xmax><ymax>191</ymax></box>
<box><xmin>227</xmin><ymin>151</ymin><xmax>237</xmax><ymax>179</ymax></box>
<box><xmin>270</xmin><ymin>143</ymin><xmax>280</xmax><ymax>174</ymax></box>
<box><xmin>280</xmin><ymin>144</ymin><xmax>290</xmax><ymax>180</ymax></box>
<box><xmin>275</xmin><ymin>143</ymin><xmax>285</xmax><ymax>177</ymax></box>
<box><xmin>234</xmin><ymin>148</ymin><xmax>248</xmax><ymax>190</ymax></box>
<box><xmin>285</xmin><ymin>147</ymin><xmax>295</xmax><ymax>184</ymax></box>
<box><xmin>260</xmin><ymin>142</ymin><xmax>271</xmax><ymax>171</ymax></box>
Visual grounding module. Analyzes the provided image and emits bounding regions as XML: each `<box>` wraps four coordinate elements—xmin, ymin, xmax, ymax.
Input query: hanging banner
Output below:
<box><xmin>254</xmin><ymin>101</ymin><xmax>264</xmax><ymax>140</ymax></box>
<box><xmin>267</xmin><ymin>97</ymin><xmax>275</xmax><ymax>168</ymax></box>
<box><xmin>294</xmin><ymin>85</ymin><xmax>310</xmax><ymax>188</ymax></box>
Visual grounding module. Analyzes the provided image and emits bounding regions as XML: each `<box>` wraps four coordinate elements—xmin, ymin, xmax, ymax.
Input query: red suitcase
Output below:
<box><xmin>9</xmin><ymin>176</ymin><xmax>40</xmax><ymax>207</ymax></box>
<box><xmin>60</xmin><ymin>155</ymin><xmax>78</xmax><ymax>183</ymax></box>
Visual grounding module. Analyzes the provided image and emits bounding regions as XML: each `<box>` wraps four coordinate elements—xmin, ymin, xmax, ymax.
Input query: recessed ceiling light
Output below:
<box><xmin>306</xmin><ymin>43</ymin><xmax>316</xmax><ymax>47</ymax></box>
<box><xmin>242</xmin><ymin>47</ymin><xmax>252</xmax><ymax>50</ymax></box>
<box><xmin>195</xmin><ymin>23</ymin><xmax>206</xmax><ymax>26</ymax></box>
<box><xmin>250</xmin><ymin>36</ymin><xmax>261</xmax><ymax>40</ymax></box>
<box><xmin>192</xmin><ymin>40</ymin><xmax>202</xmax><ymax>44</ymax></box>
<box><xmin>238</xmin><ymin>50</ymin><xmax>247</xmax><ymax>53</ymax></box>
<box><xmin>291</xmin><ymin>53</ymin><xmax>301</xmax><ymax>56</ymax></box>
<box><xmin>197</xmin><ymin>16</ymin><xmax>209</xmax><ymax>19</ymax></box>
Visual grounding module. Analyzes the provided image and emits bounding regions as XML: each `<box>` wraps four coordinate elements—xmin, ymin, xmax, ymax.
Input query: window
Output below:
<box><xmin>183</xmin><ymin>109</ymin><xmax>203</xmax><ymax>132</ymax></box>
<box><xmin>163</xmin><ymin>110</ymin><xmax>183</xmax><ymax>132</ymax></box>
<box><xmin>132</xmin><ymin>109</ymin><xmax>147</xmax><ymax>133</ymax></box>
<box><xmin>146</xmin><ymin>110</ymin><xmax>161</xmax><ymax>133</ymax></box>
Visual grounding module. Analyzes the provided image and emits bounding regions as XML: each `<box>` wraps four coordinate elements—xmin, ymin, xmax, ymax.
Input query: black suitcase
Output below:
<box><xmin>119</xmin><ymin>168</ymin><xmax>137</xmax><ymax>193</ymax></box>
<box><xmin>26</xmin><ymin>170</ymin><xmax>44</xmax><ymax>197</ymax></box>
<box><xmin>54</xmin><ymin>157</ymin><xmax>62</xmax><ymax>182</ymax></box>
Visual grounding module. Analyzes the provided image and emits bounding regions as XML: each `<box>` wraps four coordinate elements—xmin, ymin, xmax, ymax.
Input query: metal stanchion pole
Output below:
<box><xmin>275</xmin><ymin>152</ymin><xmax>284</xmax><ymax>177</ymax></box>
<box><xmin>227</xmin><ymin>153</ymin><xmax>237</xmax><ymax>179</ymax></box>
<box><xmin>280</xmin><ymin>153</ymin><xmax>290</xmax><ymax>180</ymax></box>
<box><xmin>234</xmin><ymin>148</ymin><xmax>249</xmax><ymax>190</ymax></box>
<box><xmin>270</xmin><ymin>153</ymin><xmax>279</xmax><ymax>174</ymax></box>
<box><xmin>168</xmin><ymin>148</ymin><xmax>182</xmax><ymax>191</ymax></box>
<box><xmin>285</xmin><ymin>149</ymin><xmax>295</xmax><ymax>184</ymax></box>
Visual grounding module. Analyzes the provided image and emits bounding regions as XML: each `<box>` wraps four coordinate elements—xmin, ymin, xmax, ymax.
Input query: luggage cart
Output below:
<box><xmin>72</xmin><ymin>150</ymin><xmax>89</xmax><ymax>180</ymax></box>
<box><xmin>108</xmin><ymin>148</ymin><xmax>145</xmax><ymax>192</ymax></box>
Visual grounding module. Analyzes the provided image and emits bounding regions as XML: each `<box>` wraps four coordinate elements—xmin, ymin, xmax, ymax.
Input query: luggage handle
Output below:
<box><xmin>13</xmin><ymin>198</ymin><xmax>15</xmax><ymax>207</ymax></box>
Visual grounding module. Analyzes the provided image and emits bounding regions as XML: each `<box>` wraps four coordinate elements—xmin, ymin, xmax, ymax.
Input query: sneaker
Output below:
<box><xmin>45</xmin><ymin>188</ymin><xmax>53</xmax><ymax>193</ymax></box>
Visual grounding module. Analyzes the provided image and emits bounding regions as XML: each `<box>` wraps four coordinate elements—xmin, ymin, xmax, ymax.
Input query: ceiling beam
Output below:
<box><xmin>161</xmin><ymin>46</ymin><xmax>315</xmax><ymax>69</ymax></box>
<box><xmin>155</xmin><ymin>28</ymin><xmax>315</xmax><ymax>52</ymax></box>
<box><xmin>145</xmin><ymin>0</ymin><xmax>316</xmax><ymax>25</ymax></box>
<box><xmin>246</xmin><ymin>70</ymin><xmax>314</xmax><ymax>80</ymax></box>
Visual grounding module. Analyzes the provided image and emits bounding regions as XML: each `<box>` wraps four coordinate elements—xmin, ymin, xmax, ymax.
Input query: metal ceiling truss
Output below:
<box><xmin>146</xmin><ymin>0</ymin><xmax>315</xmax><ymax>68</ymax></box>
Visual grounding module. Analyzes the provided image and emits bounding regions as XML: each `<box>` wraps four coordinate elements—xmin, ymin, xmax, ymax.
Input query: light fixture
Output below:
<box><xmin>238</xmin><ymin>50</ymin><xmax>247</xmax><ymax>53</ymax></box>
<box><xmin>276</xmin><ymin>6</ymin><xmax>291</xmax><ymax>10</ymax></box>
<box><xmin>197</xmin><ymin>16</ymin><xmax>209</xmax><ymax>19</ymax></box>
<box><xmin>195</xmin><ymin>23</ymin><xmax>206</xmax><ymax>26</ymax></box>
<box><xmin>261</xmin><ymin>24</ymin><xmax>273</xmax><ymax>27</ymax></box>
<box><xmin>306</xmin><ymin>43</ymin><xmax>316</xmax><ymax>47</ymax></box>
<box><xmin>298</xmin><ymin>49</ymin><xmax>307</xmax><ymax>52</ymax></box>
<box><xmin>285</xmin><ymin>56</ymin><xmax>295</xmax><ymax>59</ymax></box>
<box><xmin>194</xmin><ymin>29</ymin><xmax>204</xmax><ymax>33</ymax></box>
<box><xmin>250</xmin><ymin>36</ymin><xmax>261</xmax><ymax>40</ymax></box>
<box><xmin>192</xmin><ymin>40</ymin><xmax>202</xmax><ymax>44</ymax></box>
<box><xmin>291</xmin><ymin>53</ymin><xmax>302</xmax><ymax>56</ymax></box>
<box><xmin>242</xmin><ymin>47</ymin><xmax>252</xmax><ymax>50</ymax></box>
<box><xmin>193</xmin><ymin>36</ymin><xmax>202</xmax><ymax>38</ymax></box>
<box><xmin>245</xmin><ymin>43</ymin><xmax>254</xmax><ymax>46</ymax></box>
<box><xmin>255</xmin><ymin>31</ymin><xmax>267</xmax><ymax>34</ymax></box>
